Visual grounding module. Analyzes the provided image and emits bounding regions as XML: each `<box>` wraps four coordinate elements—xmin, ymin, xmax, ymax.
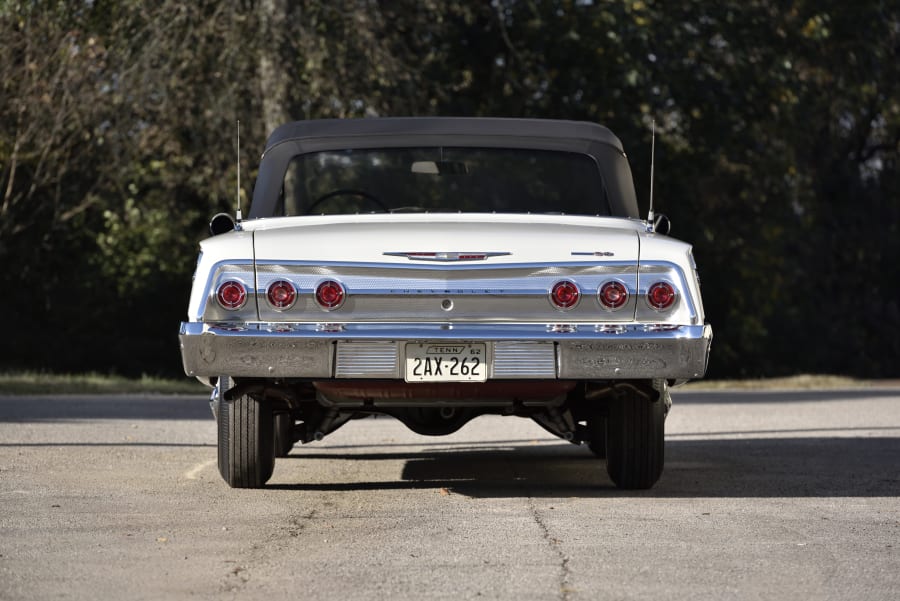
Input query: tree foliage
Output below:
<box><xmin>1</xmin><ymin>0</ymin><xmax>897</xmax><ymax>377</ymax></box>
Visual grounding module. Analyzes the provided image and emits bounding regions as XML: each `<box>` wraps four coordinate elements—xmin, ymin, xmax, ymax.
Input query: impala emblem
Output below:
<box><xmin>384</xmin><ymin>251</ymin><xmax>511</xmax><ymax>262</ymax></box>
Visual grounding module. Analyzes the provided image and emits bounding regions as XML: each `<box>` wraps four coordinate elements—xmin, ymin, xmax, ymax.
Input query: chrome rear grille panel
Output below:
<box><xmin>335</xmin><ymin>341</ymin><xmax>400</xmax><ymax>378</ymax></box>
<box><xmin>334</xmin><ymin>340</ymin><xmax>557</xmax><ymax>380</ymax></box>
<box><xmin>492</xmin><ymin>341</ymin><xmax>557</xmax><ymax>378</ymax></box>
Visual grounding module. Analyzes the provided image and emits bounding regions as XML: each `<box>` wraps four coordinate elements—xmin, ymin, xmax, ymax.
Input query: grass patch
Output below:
<box><xmin>0</xmin><ymin>372</ymin><xmax>207</xmax><ymax>395</ymax></box>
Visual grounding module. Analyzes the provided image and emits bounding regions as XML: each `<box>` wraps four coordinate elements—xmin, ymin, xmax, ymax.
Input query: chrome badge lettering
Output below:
<box><xmin>384</xmin><ymin>251</ymin><xmax>511</xmax><ymax>262</ymax></box>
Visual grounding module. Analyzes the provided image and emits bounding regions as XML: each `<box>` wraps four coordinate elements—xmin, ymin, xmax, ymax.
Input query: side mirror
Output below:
<box><xmin>653</xmin><ymin>213</ymin><xmax>671</xmax><ymax>236</ymax></box>
<box><xmin>209</xmin><ymin>213</ymin><xmax>237</xmax><ymax>236</ymax></box>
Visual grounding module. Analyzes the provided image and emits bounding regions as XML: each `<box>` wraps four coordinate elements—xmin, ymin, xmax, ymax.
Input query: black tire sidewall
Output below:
<box><xmin>605</xmin><ymin>388</ymin><xmax>665</xmax><ymax>489</ymax></box>
<box><xmin>273</xmin><ymin>412</ymin><xmax>294</xmax><ymax>458</ymax></box>
<box><xmin>217</xmin><ymin>390</ymin><xmax>275</xmax><ymax>488</ymax></box>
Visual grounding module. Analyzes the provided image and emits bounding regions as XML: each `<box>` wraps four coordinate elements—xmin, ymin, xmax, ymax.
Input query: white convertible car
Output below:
<box><xmin>179</xmin><ymin>118</ymin><xmax>712</xmax><ymax>489</ymax></box>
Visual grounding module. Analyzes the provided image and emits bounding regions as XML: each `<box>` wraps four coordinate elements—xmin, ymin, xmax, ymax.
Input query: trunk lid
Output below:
<box><xmin>250</xmin><ymin>214</ymin><xmax>640</xmax><ymax>264</ymax></box>
<box><xmin>249</xmin><ymin>214</ymin><xmax>642</xmax><ymax>324</ymax></box>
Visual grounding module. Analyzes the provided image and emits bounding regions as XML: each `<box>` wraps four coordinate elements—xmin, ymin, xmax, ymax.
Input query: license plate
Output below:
<box><xmin>404</xmin><ymin>343</ymin><xmax>488</xmax><ymax>383</ymax></box>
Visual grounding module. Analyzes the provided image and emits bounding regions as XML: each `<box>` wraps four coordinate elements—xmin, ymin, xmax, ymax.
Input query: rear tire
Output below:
<box><xmin>217</xmin><ymin>393</ymin><xmax>275</xmax><ymax>488</ymax></box>
<box><xmin>605</xmin><ymin>386</ymin><xmax>665</xmax><ymax>489</ymax></box>
<box><xmin>273</xmin><ymin>412</ymin><xmax>295</xmax><ymax>458</ymax></box>
<box><xmin>586</xmin><ymin>416</ymin><xmax>607</xmax><ymax>458</ymax></box>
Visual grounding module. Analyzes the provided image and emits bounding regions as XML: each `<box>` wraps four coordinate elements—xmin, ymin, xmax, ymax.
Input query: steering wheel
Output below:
<box><xmin>305</xmin><ymin>188</ymin><xmax>389</xmax><ymax>214</ymax></box>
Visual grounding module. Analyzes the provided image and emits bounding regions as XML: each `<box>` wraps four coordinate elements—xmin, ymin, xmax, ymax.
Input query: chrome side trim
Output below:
<box><xmin>635</xmin><ymin>260</ymin><xmax>698</xmax><ymax>323</ymax></box>
<box><xmin>255</xmin><ymin>259</ymin><xmax>639</xmax><ymax>271</ymax></box>
<box><xmin>198</xmin><ymin>260</ymin><xmax>257</xmax><ymax>322</ymax></box>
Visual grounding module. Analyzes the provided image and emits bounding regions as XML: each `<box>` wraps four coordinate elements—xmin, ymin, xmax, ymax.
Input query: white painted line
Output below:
<box><xmin>184</xmin><ymin>459</ymin><xmax>216</xmax><ymax>480</ymax></box>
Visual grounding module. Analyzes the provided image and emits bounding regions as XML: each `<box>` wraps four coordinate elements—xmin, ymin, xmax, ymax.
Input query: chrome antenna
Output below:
<box><xmin>647</xmin><ymin>118</ymin><xmax>656</xmax><ymax>232</ymax></box>
<box><xmin>235</xmin><ymin>120</ymin><xmax>243</xmax><ymax>227</ymax></box>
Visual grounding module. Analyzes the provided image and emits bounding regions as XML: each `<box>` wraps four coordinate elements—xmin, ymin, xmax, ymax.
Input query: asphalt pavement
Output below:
<box><xmin>1</xmin><ymin>387</ymin><xmax>898</xmax><ymax>600</ymax></box>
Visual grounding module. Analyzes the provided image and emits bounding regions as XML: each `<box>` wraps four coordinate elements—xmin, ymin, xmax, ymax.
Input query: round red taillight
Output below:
<box><xmin>266</xmin><ymin>280</ymin><xmax>296</xmax><ymax>309</ymax></box>
<box><xmin>550</xmin><ymin>280</ymin><xmax>580</xmax><ymax>310</ymax></box>
<box><xmin>216</xmin><ymin>280</ymin><xmax>247</xmax><ymax>310</ymax></box>
<box><xmin>599</xmin><ymin>281</ymin><xmax>628</xmax><ymax>309</ymax></box>
<box><xmin>315</xmin><ymin>280</ymin><xmax>345</xmax><ymax>310</ymax></box>
<box><xmin>647</xmin><ymin>281</ymin><xmax>676</xmax><ymax>310</ymax></box>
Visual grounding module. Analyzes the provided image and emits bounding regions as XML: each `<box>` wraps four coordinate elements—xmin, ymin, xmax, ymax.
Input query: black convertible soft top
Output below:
<box><xmin>249</xmin><ymin>117</ymin><xmax>639</xmax><ymax>219</ymax></box>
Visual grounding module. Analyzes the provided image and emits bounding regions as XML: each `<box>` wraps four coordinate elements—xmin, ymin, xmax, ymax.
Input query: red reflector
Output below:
<box><xmin>216</xmin><ymin>280</ymin><xmax>247</xmax><ymax>310</ymax></box>
<box><xmin>266</xmin><ymin>280</ymin><xmax>296</xmax><ymax>309</ymax></box>
<box><xmin>599</xmin><ymin>281</ymin><xmax>628</xmax><ymax>309</ymax></box>
<box><xmin>647</xmin><ymin>281</ymin><xmax>676</xmax><ymax>310</ymax></box>
<box><xmin>550</xmin><ymin>281</ymin><xmax>580</xmax><ymax>309</ymax></box>
<box><xmin>315</xmin><ymin>280</ymin><xmax>345</xmax><ymax>310</ymax></box>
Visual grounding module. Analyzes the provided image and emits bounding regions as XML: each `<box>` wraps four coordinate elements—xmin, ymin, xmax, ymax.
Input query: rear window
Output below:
<box><xmin>279</xmin><ymin>147</ymin><xmax>610</xmax><ymax>216</ymax></box>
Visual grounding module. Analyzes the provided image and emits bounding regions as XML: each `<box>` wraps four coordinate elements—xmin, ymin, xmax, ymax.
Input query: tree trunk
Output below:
<box><xmin>258</xmin><ymin>0</ymin><xmax>289</xmax><ymax>136</ymax></box>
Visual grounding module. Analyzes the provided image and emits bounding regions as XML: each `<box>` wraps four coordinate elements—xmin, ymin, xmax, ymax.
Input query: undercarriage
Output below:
<box><xmin>213</xmin><ymin>377</ymin><xmax>671</xmax><ymax>490</ymax></box>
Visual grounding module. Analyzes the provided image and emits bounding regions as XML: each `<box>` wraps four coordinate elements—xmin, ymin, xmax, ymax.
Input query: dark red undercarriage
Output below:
<box><xmin>313</xmin><ymin>380</ymin><xmax>577</xmax><ymax>404</ymax></box>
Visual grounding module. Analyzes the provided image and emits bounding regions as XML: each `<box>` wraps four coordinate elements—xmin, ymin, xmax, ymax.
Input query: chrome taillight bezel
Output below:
<box><xmin>315</xmin><ymin>280</ymin><xmax>346</xmax><ymax>310</ymax></box>
<box><xmin>216</xmin><ymin>280</ymin><xmax>248</xmax><ymax>310</ymax></box>
<box><xmin>598</xmin><ymin>280</ymin><xmax>629</xmax><ymax>310</ymax></box>
<box><xmin>646</xmin><ymin>281</ymin><xmax>677</xmax><ymax>311</ymax></box>
<box><xmin>266</xmin><ymin>279</ymin><xmax>297</xmax><ymax>310</ymax></box>
<box><xmin>549</xmin><ymin>280</ymin><xmax>581</xmax><ymax>311</ymax></box>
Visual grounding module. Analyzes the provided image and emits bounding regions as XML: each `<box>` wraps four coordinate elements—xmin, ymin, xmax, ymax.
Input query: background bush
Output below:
<box><xmin>1</xmin><ymin>1</ymin><xmax>897</xmax><ymax>378</ymax></box>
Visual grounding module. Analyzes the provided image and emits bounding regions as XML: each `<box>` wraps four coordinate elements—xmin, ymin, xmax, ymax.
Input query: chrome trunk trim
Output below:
<box><xmin>251</xmin><ymin>261</ymin><xmax>641</xmax><ymax>324</ymax></box>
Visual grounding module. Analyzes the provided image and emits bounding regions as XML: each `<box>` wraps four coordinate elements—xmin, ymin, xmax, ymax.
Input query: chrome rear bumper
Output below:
<box><xmin>179</xmin><ymin>322</ymin><xmax>712</xmax><ymax>380</ymax></box>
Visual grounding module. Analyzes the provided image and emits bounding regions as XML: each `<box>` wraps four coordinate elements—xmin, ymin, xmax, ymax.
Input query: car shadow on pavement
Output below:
<box><xmin>270</xmin><ymin>435</ymin><xmax>900</xmax><ymax>498</ymax></box>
